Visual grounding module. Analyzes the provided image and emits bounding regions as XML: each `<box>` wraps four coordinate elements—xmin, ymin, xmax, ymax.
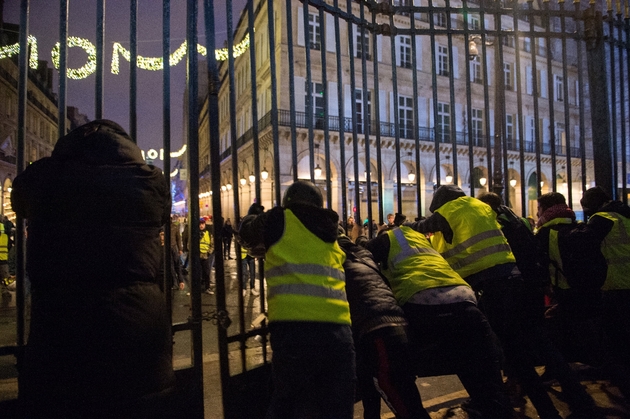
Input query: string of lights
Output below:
<box><xmin>0</xmin><ymin>33</ymin><xmax>250</xmax><ymax>80</ymax></box>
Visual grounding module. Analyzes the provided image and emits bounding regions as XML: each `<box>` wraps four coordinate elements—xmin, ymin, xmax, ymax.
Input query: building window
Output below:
<box><xmin>471</xmin><ymin>56</ymin><xmax>482</xmax><ymax>84</ymax></box>
<box><xmin>435</xmin><ymin>12</ymin><xmax>447</xmax><ymax>27</ymax></box>
<box><xmin>355</xmin><ymin>89</ymin><xmax>372</xmax><ymax>134</ymax></box>
<box><xmin>308</xmin><ymin>12</ymin><xmax>321</xmax><ymax>50</ymax></box>
<box><xmin>398</xmin><ymin>95</ymin><xmax>414</xmax><ymax>138</ymax></box>
<box><xmin>523</xmin><ymin>37</ymin><xmax>531</xmax><ymax>53</ymax></box>
<box><xmin>554</xmin><ymin>75</ymin><xmax>564</xmax><ymax>102</ymax></box>
<box><xmin>469</xmin><ymin>15</ymin><xmax>480</xmax><ymax>30</ymax></box>
<box><xmin>437</xmin><ymin>102</ymin><xmax>450</xmax><ymax>142</ymax></box>
<box><xmin>502</xmin><ymin>35</ymin><xmax>515</xmax><ymax>48</ymax></box>
<box><xmin>399</xmin><ymin>35</ymin><xmax>412</xmax><ymax>69</ymax></box>
<box><xmin>555</xmin><ymin>122</ymin><xmax>565</xmax><ymax>152</ymax></box>
<box><xmin>506</xmin><ymin>114</ymin><xmax>514</xmax><ymax>149</ymax></box>
<box><xmin>306</xmin><ymin>81</ymin><xmax>325</xmax><ymax>128</ymax></box>
<box><xmin>356</xmin><ymin>30</ymin><xmax>371</xmax><ymax>60</ymax></box>
<box><xmin>472</xmin><ymin>108</ymin><xmax>484</xmax><ymax>146</ymax></box>
<box><xmin>437</xmin><ymin>45</ymin><xmax>449</xmax><ymax>77</ymax></box>
<box><xmin>504</xmin><ymin>62</ymin><xmax>513</xmax><ymax>90</ymax></box>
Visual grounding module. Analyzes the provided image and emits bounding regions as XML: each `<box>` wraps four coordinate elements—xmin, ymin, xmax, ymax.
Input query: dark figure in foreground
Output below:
<box><xmin>238</xmin><ymin>181</ymin><xmax>355</xmax><ymax>419</ymax></box>
<box><xmin>338</xmin><ymin>231</ymin><xmax>431</xmax><ymax>419</ymax></box>
<box><xmin>11</xmin><ymin>120</ymin><xmax>175</xmax><ymax>418</ymax></box>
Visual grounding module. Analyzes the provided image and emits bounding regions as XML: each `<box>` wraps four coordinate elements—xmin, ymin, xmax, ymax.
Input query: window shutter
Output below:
<box><xmin>297</xmin><ymin>7</ymin><xmax>305</xmax><ymax>47</ymax></box>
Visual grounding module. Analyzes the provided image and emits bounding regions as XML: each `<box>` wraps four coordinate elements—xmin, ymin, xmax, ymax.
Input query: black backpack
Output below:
<box><xmin>495</xmin><ymin>205</ymin><xmax>549</xmax><ymax>285</ymax></box>
<box><xmin>552</xmin><ymin>222</ymin><xmax>607</xmax><ymax>291</ymax></box>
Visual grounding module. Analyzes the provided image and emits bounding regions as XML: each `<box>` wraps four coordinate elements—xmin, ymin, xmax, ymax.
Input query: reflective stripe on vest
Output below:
<box><xmin>432</xmin><ymin>196</ymin><xmax>515</xmax><ymax>278</ymax></box>
<box><xmin>265</xmin><ymin>209</ymin><xmax>350</xmax><ymax>324</ymax></box>
<box><xmin>384</xmin><ymin>226</ymin><xmax>469</xmax><ymax>305</ymax></box>
<box><xmin>541</xmin><ymin>218</ymin><xmax>574</xmax><ymax>290</ymax></box>
<box><xmin>594</xmin><ymin>212</ymin><xmax>630</xmax><ymax>290</ymax></box>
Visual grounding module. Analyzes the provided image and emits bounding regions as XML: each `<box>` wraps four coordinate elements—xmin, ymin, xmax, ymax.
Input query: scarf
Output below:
<box><xmin>536</xmin><ymin>203</ymin><xmax>576</xmax><ymax>228</ymax></box>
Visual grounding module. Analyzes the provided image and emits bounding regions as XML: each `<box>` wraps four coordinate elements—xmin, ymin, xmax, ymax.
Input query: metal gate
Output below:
<box><xmin>1</xmin><ymin>0</ymin><xmax>629</xmax><ymax>418</ymax></box>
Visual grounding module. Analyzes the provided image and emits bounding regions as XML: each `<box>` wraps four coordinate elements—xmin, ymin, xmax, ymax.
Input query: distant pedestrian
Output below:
<box><xmin>223</xmin><ymin>218</ymin><xmax>234</xmax><ymax>259</ymax></box>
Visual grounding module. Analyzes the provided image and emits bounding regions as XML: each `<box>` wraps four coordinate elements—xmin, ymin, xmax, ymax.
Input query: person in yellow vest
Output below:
<box><xmin>581</xmin><ymin>186</ymin><xmax>630</xmax><ymax>394</ymax></box>
<box><xmin>361</xmin><ymin>219</ymin><xmax>515</xmax><ymax>419</ymax></box>
<box><xmin>238</xmin><ymin>180</ymin><xmax>354</xmax><ymax>419</ymax></box>
<box><xmin>239</xmin><ymin>239</ymin><xmax>258</xmax><ymax>297</ymax></box>
<box><xmin>0</xmin><ymin>223</ymin><xmax>9</xmax><ymax>296</ymax></box>
<box><xmin>407</xmin><ymin>185</ymin><xmax>601</xmax><ymax>419</ymax></box>
<box><xmin>198</xmin><ymin>218</ymin><xmax>215</xmax><ymax>295</ymax></box>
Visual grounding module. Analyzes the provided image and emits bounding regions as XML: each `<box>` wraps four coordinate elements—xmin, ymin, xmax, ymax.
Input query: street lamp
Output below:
<box><xmin>407</xmin><ymin>152</ymin><xmax>416</xmax><ymax>182</ymax></box>
<box><xmin>314</xmin><ymin>143</ymin><xmax>322</xmax><ymax>178</ymax></box>
<box><xmin>261</xmin><ymin>147</ymin><xmax>269</xmax><ymax>181</ymax></box>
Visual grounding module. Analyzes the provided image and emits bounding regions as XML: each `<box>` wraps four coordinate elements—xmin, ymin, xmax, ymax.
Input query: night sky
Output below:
<box><xmin>4</xmin><ymin>0</ymin><xmax>248</xmax><ymax>169</ymax></box>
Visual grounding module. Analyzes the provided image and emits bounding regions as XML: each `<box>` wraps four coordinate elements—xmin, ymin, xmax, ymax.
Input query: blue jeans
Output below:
<box><xmin>241</xmin><ymin>257</ymin><xmax>255</xmax><ymax>289</ymax></box>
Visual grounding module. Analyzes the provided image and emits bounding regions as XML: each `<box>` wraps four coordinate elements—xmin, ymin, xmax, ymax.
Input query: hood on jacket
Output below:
<box><xmin>599</xmin><ymin>200</ymin><xmax>630</xmax><ymax>219</ymax></box>
<box><xmin>429</xmin><ymin>185</ymin><xmax>466</xmax><ymax>213</ymax></box>
<box><xmin>52</xmin><ymin>119</ymin><xmax>145</xmax><ymax>166</ymax></box>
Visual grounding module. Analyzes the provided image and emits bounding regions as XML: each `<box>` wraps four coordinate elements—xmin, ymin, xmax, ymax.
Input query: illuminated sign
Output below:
<box><xmin>141</xmin><ymin>144</ymin><xmax>187</xmax><ymax>161</ymax></box>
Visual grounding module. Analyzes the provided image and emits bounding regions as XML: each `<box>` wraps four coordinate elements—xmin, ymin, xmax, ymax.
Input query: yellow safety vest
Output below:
<box><xmin>432</xmin><ymin>196</ymin><xmax>515</xmax><ymax>278</ymax></box>
<box><xmin>0</xmin><ymin>233</ymin><xmax>7</xmax><ymax>262</ymax></box>
<box><xmin>265</xmin><ymin>209</ymin><xmax>351</xmax><ymax>325</ymax></box>
<box><xmin>592</xmin><ymin>211</ymin><xmax>630</xmax><ymax>291</ymax></box>
<box><xmin>383</xmin><ymin>226</ymin><xmax>470</xmax><ymax>305</ymax></box>
<box><xmin>200</xmin><ymin>230</ymin><xmax>212</xmax><ymax>255</ymax></box>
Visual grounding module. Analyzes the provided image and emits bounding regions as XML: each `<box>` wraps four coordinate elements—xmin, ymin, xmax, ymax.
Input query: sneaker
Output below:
<box><xmin>251</xmin><ymin>288</ymin><xmax>260</xmax><ymax>296</ymax></box>
<box><xmin>205</xmin><ymin>289</ymin><xmax>214</xmax><ymax>295</ymax></box>
<box><xmin>242</xmin><ymin>289</ymin><xmax>248</xmax><ymax>297</ymax></box>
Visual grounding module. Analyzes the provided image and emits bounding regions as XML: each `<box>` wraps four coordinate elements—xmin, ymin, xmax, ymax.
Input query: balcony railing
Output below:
<box><xmin>220</xmin><ymin>110</ymin><xmax>592</xmax><ymax>160</ymax></box>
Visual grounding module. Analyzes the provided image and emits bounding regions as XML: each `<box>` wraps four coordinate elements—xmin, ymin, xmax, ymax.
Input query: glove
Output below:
<box><xmin>248</xmin><ymin>203</ymin><xmax>265</xmax><ymax>216</ymax></box>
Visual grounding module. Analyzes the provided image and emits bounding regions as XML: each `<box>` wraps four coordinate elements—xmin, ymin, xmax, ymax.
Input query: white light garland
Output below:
<box><xmin>1</xmin><ymin>33</ymin><xmax>251</xmax><ymax>80</ymax></box>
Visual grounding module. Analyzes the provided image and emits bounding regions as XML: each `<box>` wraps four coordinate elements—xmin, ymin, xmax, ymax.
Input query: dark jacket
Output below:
<box><xmin>338</xmin><ymin>235</ymin><xmax>407</xmax><ymax>342</ymax></box>
<box><xmin>587</xmin><ymin>200</ymin><xmax>630</xmax><ymax>241</ymax></box>
<box><xmin>11</xmin><ymin>120</ymin><xmax>175</xmax><ymax>418</ymax></box>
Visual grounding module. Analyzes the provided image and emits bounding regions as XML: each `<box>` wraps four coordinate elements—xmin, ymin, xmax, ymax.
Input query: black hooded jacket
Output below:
<box><xmin>338</xmin><ymin>235</ymin><xmax>407</xmax><ymax>342</ymax></box>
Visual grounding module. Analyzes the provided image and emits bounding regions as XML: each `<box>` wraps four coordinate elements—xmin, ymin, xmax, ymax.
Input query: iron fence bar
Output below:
<box><xmin>479</xmin><ymin>4</ymin><xmax>492</xmax><ymax>194</ymax></box>
<box><xmin>623</xmin><ymin>12</ymin><xmax>630</xmax><ymax>205</ymax></box>
<box><xmin>559</xmin><ymin>0</ymin><xmax>573</xmax><ymax>206</ymax></box>
<box><xmin>529</xmin><ymin>0</ymin><xmax>543</xmax><ymax>199</ymax></box>
<box><xmin>303</xmin><ymin>1</ymin><xmax>316</xmax><ymax>182</ymax></box>
<box><xmin>387</xmin><ymin>5</ymin><xmax>403</xmax><ymax>214</ymax></box>
<box><xmin>186</xmin><ymin>1</ymin><xmax>205</xmax><ymax>415</ymax></box>
<box><xmin>286</xmin><ymin>0</ymin><xmax>299</xmax><ymax>183</ymax></box>
<box><xmin>512</xmin><ymin>1</ymin><xmax>526</xmax><ymax>214</ymax></box>
<box><xmin>370</xmin><ymin>4</ymin><xmax>384</xmax><ymax>222</ymax></box>
<box><xmin>58</xmin><ymin>0</ymin><xmax>68</xmax><ymax>136</ymax></box>
<box><xmin>464</xmin><ymin>0</ymin><xmax>476</xmax><ymax>199</ymax></box>
<box><xmin>320</xmin><ymin>6</ymin><xmax>333</xmax><ymax>206</ymax></box>
<box><xmin>446</xmin><ymin>0</ymin><xmax>459</xmax><ymax>185</ymax></box>
<box><xmin>162</xmin><ymin>0</ymin><xmax>173</xmax><ymax>316</ymax></box>
<box><xmin>544</xmin><ymin>1</ymin><xmax>557</xmax><ymax>193</ymax></box>
<box><xmin>607</xmin><ymin>6</ymin><xmax>619</xmax><ymax>198</ymax></box>
<box><xmin>410</xmin><ymin>6</ymin><xmax>423</xmax><ymax>214</ymax></box>
<box><xmin>95</xmin><ymin>0</ymin><xmax>104</xmax><ymax>119</ymax></box>
<box><xmin>334</xmin><ymin>0</ymin><xmax>349</xmax><ymax>223</ymax></box>
<box><xmin>247</xmin><ymin>0</ymin><xmax>261</xmax><ymax>203</ymax></box>
<box><xmin>16</xmin><ymin>0</ymin><xmax>29</xmax><ymax>353</ymax></box>
<box><xmin>347</xmin><ymin>0</ymin><xmax>361</xmax><ymax>227</ymax></box>
<box><xmin>269</xmin><ymin>0</ymin><xmax>282</xmax><ymax>205</ymax></box>
<box><xmin>129</xmin><ymin>0</ymin><xmax>137</xmax><ymax>142</ymax></box>
<box><xmin>429</xmin><ymin>0</ymin><xmax>441</xmax><ymax>188</ymax></box>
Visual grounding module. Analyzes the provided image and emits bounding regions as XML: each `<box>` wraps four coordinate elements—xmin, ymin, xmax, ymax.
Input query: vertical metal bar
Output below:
<box><xmin>543</xmin><ymin>1</ymin><xmax>558</xmax><ymax>192</ymax></box>
<box><xmin>492</xmin><ymin>1</ymin><xmax>505</xmax><ymax>199</ymax></box>
<box><xmin>607</xmin><ymin>6</ymin><xmax>619</xmax><ymax>197</ymax></box>
<box><xmin>585</xmin><ymin>7</ymin><xmax>614</xmax><ymax>195</ymax></box>
<box><xmin>16</xmin><ymin>0</ymin><xmax>29</xmax><ymax>352</ymax></box>
<box><xmin>576</xmin><ymin>0</ymin><xmax>588</xmax><ymax>194</ymax></box>
<box><xmin>303</xmin><ymin>2</ymin><xmax>315</xmax><ymax>181</ymax></box>
<box><xmin>347</xmin><ymin>0</ymin><xmax>361</xmax><ymax>225</ymax></box>
<box><xmin>334</xmin><ymin>0</ymin><xmax>348</xmax><ymax>223</ymax></box>
<box><xmin>464</xmin><ymin>0</ymin><xmax>475</xmax><ymax>198</ymax></box>
<box><xmin>95</xmin><ymin>0</ymin><xmax>105</xmax><ymax>119</ymax></box>
<box><xmin>410</xmin><ymin>7</ymin><xmax>422</xmax><ymax>214</ymax></box>
<box><xmin>205</xmin><ymin>0</ymin><xmax>230</xmax><ymax>397</ymax></box>
<box><xmin>388</xmin><ymin>7</ymin><xmax>403</xmax><ymax>213</ymax></box>
<box><xmin>559</xmin><ymin>0</ymin><xmax>574</xmax><ymax>205</ymax></box>
<box><xmin>268</xmin><ymin>0</ymin><xmax>281</xmax><ymax>205</ymax></box>
<box><xmin>187</xmin><ymin>0</ymin><xmax>205</xmax><ymax>415</ymax></box>
<box><xmin>162</xmin><ymin>0</ymin><xmax>172</xmax><ymax>314</ymax></box>
<box><xmin>320</xmin><ymin>7</ymin><xmax>332</xmax><ymax>206</ymax></box>
<box><xmin>359</xmin><ymin>2</ymin><xmax>374</xmax><ymax>232</ymax></box>
<box><xmin>371</xmin><ymin>8</ymin><xmax>384</xmax><ymax>216</ymax></box>
<box><xmin>285</xmin><ymin>0</ymin><xmax>298</xmax><ymax>183</ymax></box>
<box><xmin>58</xmin><ymin>0</ymin><xmax>68</xmax><ymax>136</ymax></box>
<box><xmin>512</xmin><ymin>2</ymin><xmax>526</xmax><ymax>214</ymax></box>
<box><xmin>428</xmin><ymin>0</ymin><xmax>441</xmax><ymax>187</ymax></box>
<box><xmin>445</xmin><ymin>0</ymin><xmax>458</xmax><ymax>184</ymax></box>
<box><xmin>481</xmin><ymin>8</ymin><xmax>492</xmax><ymax>193</ymax></box>
<box><xmin>129</xmin><ymin>0</ymin><xmax>137</xmax><ymax>142</ymax></box>
<box><xmin>623</xmin><ymin>11</ymin><xmax>630</xmax><ymax>204</ymax></box>
<box><xmin>529</xmin><ymin>0</ymin><xmax>543</xmax><ymax>198</ymax></box>
<box><xmin>247</xmin><ymin>0</ymin><xmax>261</xmax><ymax>202</ymax></box>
